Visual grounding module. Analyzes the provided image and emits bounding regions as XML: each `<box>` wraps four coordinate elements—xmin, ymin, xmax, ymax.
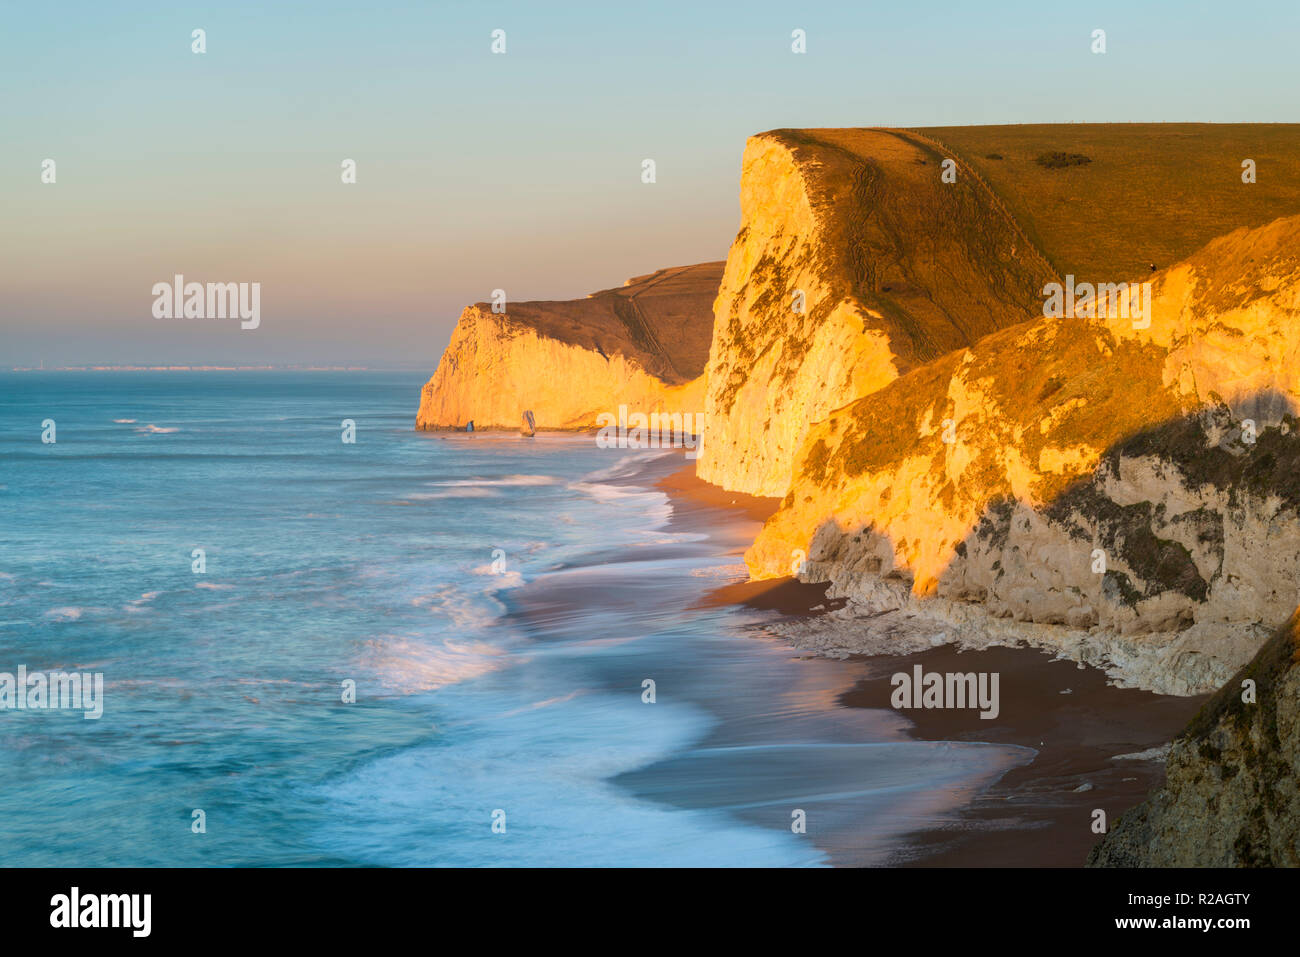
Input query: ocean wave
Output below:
<box><xmin>135</xmin><ymin>424</ymin><xmax>179</xmax><ymax>434</ymax></box>
<box><xmin>360</xmin><ymin>635</ymin><xmax>510</xmax><ymax>695</ymax></box>
<box><xmin>577</xmin><ymin>451</ymin><xmax>676</xmax><ymax>485</ymax></box>
<box><xmin>307</xmin><ymin>690</ymin><xmax>825</xmax><ymax>867</ymax></box>
<box><xmin>567</xmin><ymin>480</ymin><xmax>671</xmax><ymax>528</ymax></box>
<box><xmin>427</xmin><ymin>475</ymin><xmax>559</xmax><ymax>488</ymax></box>
<box><xmin>43</xmin><ymin>607</ymin><xmax>85</xmax><ymax>622</ymax></box>
<box><xmin>568</xmin><ymin>480</ymin><xmax>666</xmax><ymax>507</ymax></box>
<box><xmin>403</xmin><ymin>488</ymin><xmax>501</xmax><ymax>500</ymax></box>
<box><xmin>469</xmin><ymin>567</ymin><xmax>525</xmax><ymax>589</ymax></box>
<box><xmin>124</xmin><ymin>591</ymin><xmax>162</xmax><ymax>612</ymax></box>
<box><xmin>410</xmin><ymin>584</ymin><xmax>507</xmax><ymax>631</ymax></box>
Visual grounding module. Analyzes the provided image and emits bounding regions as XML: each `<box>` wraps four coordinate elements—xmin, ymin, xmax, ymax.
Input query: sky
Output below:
<box><xmin>3</xmin><ymin>0</ymin><xmax>1298</xmax><ymax>368</ymax></box>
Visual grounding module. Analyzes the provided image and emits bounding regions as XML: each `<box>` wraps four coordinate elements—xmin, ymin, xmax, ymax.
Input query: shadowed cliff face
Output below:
<box><xmin>1089</xmin><ymin>608</ymin><xmax>1300</xmax><ymax>866</ymax></box>
<box><xmin>747</xmin><ymin>216</ymin><xmax>1300</xmax><ymax>692</ymax></box>
<box><xmin>416</xmin><ymin>262</ymin><xmax>722</xmax><ymax>431</ymax></box>
<box><xmin>695</xmin><ymin>128</ymin><xmax>1057</xmax><ymax>498</ymax></box>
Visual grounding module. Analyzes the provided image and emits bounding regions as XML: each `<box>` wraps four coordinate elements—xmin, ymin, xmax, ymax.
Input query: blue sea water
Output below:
<box><xmin>0</xmin><ymin>372</ymin><xmax>1029</xmax><ymax>866</ymax></box>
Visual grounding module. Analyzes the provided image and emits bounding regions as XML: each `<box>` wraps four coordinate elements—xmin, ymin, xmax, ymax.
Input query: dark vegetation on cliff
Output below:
<box><xmin>1035</xmin><ymin>151</ymin><xmax>1092</xmax><ymax>169</ymax></box>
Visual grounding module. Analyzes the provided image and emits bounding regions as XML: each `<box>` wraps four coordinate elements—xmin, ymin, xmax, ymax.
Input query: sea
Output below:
<box><xmin>0</xmin><ymin>371</ymin><xmax>1030</xmax><ymax>866</ymax></box>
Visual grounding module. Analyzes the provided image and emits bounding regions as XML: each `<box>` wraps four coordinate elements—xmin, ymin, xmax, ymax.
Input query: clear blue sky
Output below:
<box><xmin>3</xmin><ymin>0</ymin><xmax>1297</xmax><ymax>366</ymax></box>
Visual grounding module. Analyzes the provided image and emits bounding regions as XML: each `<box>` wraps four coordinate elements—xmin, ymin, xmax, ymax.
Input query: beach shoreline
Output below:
<box><xmin>653</xmin><ymin>459</ymin><xmax>1207</xmax><ymax>866</ymax></box>
<box><xmin>499</xmin><ymin>449</ymin><xmax>1203</xmax><ymax>865</ymax></box>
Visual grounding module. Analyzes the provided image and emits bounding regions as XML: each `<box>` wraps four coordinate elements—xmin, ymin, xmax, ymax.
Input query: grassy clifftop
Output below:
<box><xmin>919</xmin><ymin>123</ymin><xmax>1300</xmax><ymax>281</ymax></box>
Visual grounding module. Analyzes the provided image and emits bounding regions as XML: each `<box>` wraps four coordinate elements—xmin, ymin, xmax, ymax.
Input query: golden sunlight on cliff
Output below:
<box><xmin>745</xmin><ymin>216</ymin><xmax>1300</xmax><ymax>688</ymax></box>
<box><xmin>416</xmin><ymin>263</ymin><xmax>721</xmax><ymax>431</ymax></box>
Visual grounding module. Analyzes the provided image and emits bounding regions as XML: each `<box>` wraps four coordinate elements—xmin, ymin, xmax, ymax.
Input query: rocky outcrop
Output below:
<box><xmin>416</xmin><ymin>262</ymin><xmax>722</xmax><ymax>431</ymax></box>
<box><xmin>1089</xmin><ymin>608</ymin><xmax>1300</xmax><ymax>866</ymax></box>
<box><xmin>695</xmin><ymin>128</ymin><xmax>1056</xmax><ymax>497</ymax></box>
<box><xmin>747</xmin><ymin>216</ymin><xmax>1300</xmax><ymax>693</ymax></box>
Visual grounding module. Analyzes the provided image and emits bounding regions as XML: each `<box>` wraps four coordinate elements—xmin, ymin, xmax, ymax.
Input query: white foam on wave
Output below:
<box><xmin>690</xmin><ymin>563</ymin><xmax>749</xmax><ymax>580</ymax></box>
<box><xmin>568</xmin><ymin>481</ymin><xmax>672</xmax><ymax>530</ymax></box>
<box><xmin>578</xmin><ymin>450</ymin><xmax>676</xmax><ymax>485</ymax></box>
<box><xmin>405</xmin><ymin>488</ymin><xmax>500</xmax><ymax>500</ymax></box>
<box><xmin>469</xmin><ymin>566</ymin><xmax>525</xmax><ymax>589</ymax></box>
<box><xmin>410</xmin><ymin>583</ymin><xmax>509</xmax><ymax>631</ymax></box>
<box><xmin>1111</xmin><ymin>744</ymin><xmax>1172</xmax><ymax>762</ymax></box>
<box><xmin>361</xmin><ymin>635</ymin><xmax>512</xmax><ymax>695</ymax></box>
<box><xmin>43</xmin><ymin>607</ymin><xmax>84</xmax><ymax>622</ymax></box>
<box><xmin>427</xmin><ymin>474</ymin><xmax>559</xmax><ymax>488</ymax></box>
<box><xmin>135</xmin><ymin>424</ymin><xmax>179</xmax><ymax>434</ymax></box>
<box><xmin>496</xmin><ymin>688</ymin><xmax>588</xmax><ymax>718</ymax></box>
<box><xmin>124</xmin><ymin>591</ymin><xmax>162</xmax><ymax>612</ymax></box>
<box><xmin>308</xmin><ymin>688</ymin><xmax>826</xmax><ymax>867</ymax></box>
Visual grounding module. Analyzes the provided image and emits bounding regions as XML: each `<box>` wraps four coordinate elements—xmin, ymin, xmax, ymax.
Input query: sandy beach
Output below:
<box><xmin>839</xmin><ymin>645</ymin><xmax>1205</xmax><ymax>865</ymax></box>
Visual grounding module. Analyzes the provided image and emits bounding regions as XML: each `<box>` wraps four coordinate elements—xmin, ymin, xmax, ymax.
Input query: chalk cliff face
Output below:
<box><xmin>695</xmin><ymin>129</ymin><xmax>1056</xmax><ymax>497</ymax></box>
<box><xmin>416</xmin><ymin>262</ymin><xmax>722</xmax><ymax>431</ymax></box>
<box><xmin>1089</xmin><ymin>608</ymin><xmax>1300</xmax><ymax>866</ymax></box>
<box><xmin>748</xmin><ymin>217</ymin><xmax>1300</xmax><ymax>693</ymax></box>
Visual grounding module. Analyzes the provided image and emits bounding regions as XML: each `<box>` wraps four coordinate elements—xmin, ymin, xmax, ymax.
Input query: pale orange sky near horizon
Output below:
<box><xmin>5</xmin><ymin>149</ymin><xmax>735</xmax><ymax>366</ymax></box>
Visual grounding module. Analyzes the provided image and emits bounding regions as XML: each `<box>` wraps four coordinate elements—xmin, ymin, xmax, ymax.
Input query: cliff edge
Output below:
<box><xmin>696</xmin><ymin>128</ymin><xmax>1056</xmax><ymax>497</ymax></box>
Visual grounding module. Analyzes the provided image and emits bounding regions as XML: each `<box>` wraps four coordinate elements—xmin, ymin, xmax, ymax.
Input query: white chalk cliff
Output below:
<box><xmin>747</xmin><ymin>217</ymin><xmax>1300</xmax><ymax>694</ymax></box>
<box><xmin>417</xmin><ymin>263</ymin><xmax>722</xmax><ymax>431</ymax></box>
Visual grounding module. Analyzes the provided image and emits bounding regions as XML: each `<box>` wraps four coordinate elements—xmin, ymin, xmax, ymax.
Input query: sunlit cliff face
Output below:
<box><xmin>416</xmin><ymin>305</ymin><xmax>708</xmax><ymax>431</ymax></box>
<box><xmin>416</xmin><ymin>263</ymin><xmax>721</xmax><ymax>432</ymax></box>
<box><xmin>696</xmin><ymin>129</ymin><xmax>1053</xmax><ymax>499</ymax></box>
<box><xmin>747</xmin><ymin>216</ymin><xmax>1300</xmax><ymax>650</ymax></box>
